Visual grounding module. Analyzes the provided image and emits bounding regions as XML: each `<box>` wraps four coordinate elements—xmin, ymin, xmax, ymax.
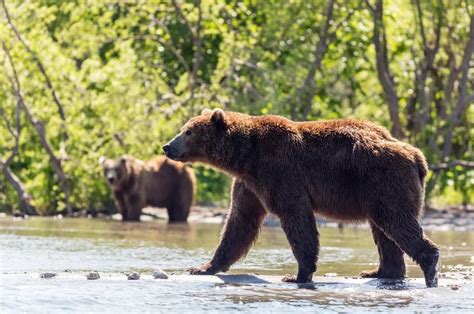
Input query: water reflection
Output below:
<box><xmin>0</xmin><ymin>217</ymin><xmax>473</xmax><ymax>312</ymax></box>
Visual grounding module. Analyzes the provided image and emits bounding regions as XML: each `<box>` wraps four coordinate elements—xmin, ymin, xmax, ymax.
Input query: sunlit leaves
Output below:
<box><xmin>0</xmin><ymin>0</ymin><xmax>472</xmax><ymax>212</ymax></box>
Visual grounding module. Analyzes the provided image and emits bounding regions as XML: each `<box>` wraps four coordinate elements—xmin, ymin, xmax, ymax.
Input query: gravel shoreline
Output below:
<box><xmin>147</xmin><ymin>206</ymin><xmax>474</xmax><ymax>232</ymax></box>
<box><xmin>2</xmin><ymin>205</ymin><xmax>473</xmax><ymax>231</ymax></box>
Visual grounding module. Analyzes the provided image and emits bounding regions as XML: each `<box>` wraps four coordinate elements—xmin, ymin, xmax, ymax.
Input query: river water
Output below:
<box><xmin>0</xmin><ymin>217</ymin><xmax>473</xmax><ymax>312</ymax></box>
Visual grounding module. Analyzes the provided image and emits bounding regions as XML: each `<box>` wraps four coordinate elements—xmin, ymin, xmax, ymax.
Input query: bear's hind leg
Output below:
<box><xmin>167</xmin><ymin>205</ymin><xmax>189</xmax><ymax>222</ymax></box>
<box><xmin>167</xmin><ymin>196</ymin><xmax>191</xmax><ymax>222</ymax></box>
<box><xmin>360</xmin><ymin>222</ymin><xmax>406</xmax><ymax>279</ymax></box>
<box><xmin>188</xmin><ymin>180</ymin><xmax>267</xmax><ymax>275</ymax></box>
<box><xmin>370</xmin><ymin>213</ymin><xmax>439</xmax><ymax>287</ymax></box>
<box><xmin>277</xmin><ymin>208</ymin><xmax>319</xmax><ymax>283</ymax></box>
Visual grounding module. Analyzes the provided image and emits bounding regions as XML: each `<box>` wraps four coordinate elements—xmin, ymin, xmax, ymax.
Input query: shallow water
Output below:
<box><xmin>0</xmin><ymin>217</ymin><xmax>473</xmax><ymax>312</ymax></box>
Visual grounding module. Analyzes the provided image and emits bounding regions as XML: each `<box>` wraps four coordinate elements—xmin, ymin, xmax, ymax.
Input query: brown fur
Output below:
<box><xmin>99</xmin><ymin>155</ymin><xmax>195</xmax><ymax>222</ymax></box>
<box><xmin>164</xmin><ymin>109</ymin><xmax>440</xmax><ymax>287</ymax></box>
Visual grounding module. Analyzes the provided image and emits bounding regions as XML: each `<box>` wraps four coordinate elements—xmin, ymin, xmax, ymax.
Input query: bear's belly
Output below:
<box><xmin>312</xmin><ymin>194</ymin><xmax>367</xmax><ymax>222</ymax></box>
<box><xmin>314</xmin><ymin>206</ymin><xmax>367</xmax><ymax>222</ymax></box>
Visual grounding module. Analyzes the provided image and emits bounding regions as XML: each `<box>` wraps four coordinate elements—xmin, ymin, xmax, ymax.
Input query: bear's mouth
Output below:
<box><xmin>164</xmin><ymin>150</ymin><xmax>183</xmax><ymax>161</ymax></box>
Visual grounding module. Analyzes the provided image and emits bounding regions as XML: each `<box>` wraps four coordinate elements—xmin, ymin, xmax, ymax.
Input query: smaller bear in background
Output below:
<box><xmin>99</xmin><ymin>155</ymin><xmax>195</xmax><ymax>222</ymax></box>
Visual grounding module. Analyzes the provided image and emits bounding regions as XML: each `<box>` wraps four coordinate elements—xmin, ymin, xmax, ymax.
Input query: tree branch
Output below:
<box><xmin>2</xmin><ymin>42</ymin><xmax>72</xmax><ymax>216</ymax></box>
<box><xmin>171</xmin><ymin>0</ymin><xmax>202</xmax><ymax>97</ymax></box>
<box><xmin>412</xmin><ymin>0</ymin><xmax>443</xmax><ymax>134</ymax></box>
<box><xmin>441</xmin><ymin>14</ymin><xmax>474</xmax><ymax>160</ymax></box>
<box><xmin>150</xmin><ymin>17</ymin><xmax>191</xmax><ymax>74</ymax></box>
<box><xmin>290</xmin><ymin>0</ymin><xmax>338</xmax><ymax>120</ymax></box>
<box><xmin>368</xmin><ymin>0</ymin><xmax>404</xmax><ymax>138</ymax></box>
<box><xmin>430</xmin><ymin>160</ymin><xmax>474</xmax><ymax>171</ymax></box>
<box><xmin>0</xmin><ymin>163</ymin><xmax>36</xmax><ymax>215</ymax></box>
<box><xmin>0</xmin><ymin>91</ymin><xmax>35</xmax><ymax>215</ymax></box>
<box><xmin>292</xmin><ymin>0</ymin><xmax>335</xmax><ymax>120</ymax></box>
<box><xmin>171</xmin><ymin>0</ymin><xmax>195</xmax><ymax>38</ymax></box>
<box><xmin>1</xmin><ymin>0</ymin><xmax>68</xmax><ymax>157</ymax></box>
<box><xmin>414</xmin><ymin>0</ymin><xmax>427</xmax><ymax>50</ymax></box>
<box><xmin>0</xmin><ymin>100</ymin><xmax>21</xmax><ymax>166</ymax></box>
<box><xmin>191</xmin><ymin>0</ymin><xmax>202</xmax><ymax>96</ymax></box>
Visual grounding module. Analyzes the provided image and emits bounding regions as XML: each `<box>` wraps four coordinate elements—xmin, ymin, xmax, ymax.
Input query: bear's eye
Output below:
<box><xmin>185</xmin><ymin>130</ymin><xmax>192</xmax><ymax>136</ymax></box>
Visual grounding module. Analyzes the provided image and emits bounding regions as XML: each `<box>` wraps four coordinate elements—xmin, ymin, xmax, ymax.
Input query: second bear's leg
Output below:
<box><xmin>125</xmin><ymin>193</ymin><xmax>144</xmax><ymax>221</ymax></box>
<box><xmin>113</xmin><ymin>191</ymin><xmax>129</xmax><ymax>221</ymax></box>
<box><xmin>278</xmin><ymin>209</ymin><xmax>319</xmax><ymax>283</ymax></box>
<box><xmin>188</xmin><ymin>180</ymin><xmax>267</xmax><ymax>275</ymax></box>
<box><xmin>360</xmin><ymin>222</ymin><xmax>406</xmax><ymax>279</ymax></box>
<box><xmin>167</xmin><ymin>197</ymin><xmax>191</xmax><ymax>222</ymax></box>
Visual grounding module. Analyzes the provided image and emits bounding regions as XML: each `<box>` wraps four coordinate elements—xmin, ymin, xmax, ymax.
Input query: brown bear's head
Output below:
<box><xmin>163</xmin><ymin>108</ymin><xmax>228</xmax><ymax>165</ymax></box>
<box><xmin>98</xmin><ymin>155</ymin><xmax>130</xmax><ymax>189</ymax></box>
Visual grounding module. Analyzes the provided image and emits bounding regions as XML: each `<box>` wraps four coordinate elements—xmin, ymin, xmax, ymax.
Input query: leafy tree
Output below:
<box><xmin>0</xmin><ymin>0</ymin><xmax>472</xmax><ymax>214</ymax></box>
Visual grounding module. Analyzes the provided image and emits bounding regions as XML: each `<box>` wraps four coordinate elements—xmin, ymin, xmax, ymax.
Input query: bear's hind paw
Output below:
<box><xmin>360</xmin><ymin>268</ymin><xmax>406</xmax><ymax>279</ymax></box>
<box><xmin>281</xmin><ymin>275</ymin><xmax>300</xmax><ymax>283</ymax></box>
<box><xmin>187</xmin><ymin>265</ymin><xmax>217</xmax><ymax>276</ymax></box>
<box><xmin>359</xmin><ymin>269</ymin><xmax>379</xmax><ymax>278</ymax></box>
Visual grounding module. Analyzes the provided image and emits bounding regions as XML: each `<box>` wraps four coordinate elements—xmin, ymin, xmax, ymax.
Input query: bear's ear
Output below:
<box><xmin>119</xmin><ymin>155</ymin><xmax>129</xmax><ymax>166</ymax></box>
<box><xmin>210</xmin><ymin>108</ymin><xmax>226</xmax><ymax>130</ymax></box>
<box><xmin>201</xmin><ymin>108</ymin><xmax>212</xmax><ymax>115</ymax></box>
<box><xmin>98</xmin><ymin>156</ymin><xmax>106</xmax><ymax>166</ymax></box>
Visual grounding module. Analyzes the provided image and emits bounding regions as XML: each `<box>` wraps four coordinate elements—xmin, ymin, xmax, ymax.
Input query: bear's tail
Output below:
<box><xmin>414</xmin><ymin>151</ymin><xmax>429</xmax><ymax>184</ymax></box>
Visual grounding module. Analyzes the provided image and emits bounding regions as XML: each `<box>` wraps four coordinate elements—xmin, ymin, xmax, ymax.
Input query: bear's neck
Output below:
<box><xmin>206</xmin><ymin>130</ymin><xmax>257</xmax><ymax>181</ymax></box>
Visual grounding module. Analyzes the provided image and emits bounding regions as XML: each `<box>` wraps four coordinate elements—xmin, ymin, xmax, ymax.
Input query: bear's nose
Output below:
<box><xmin>163</xmin><ymin>144</ymin><xmax>170</xmax><ymax>154</ymax></box>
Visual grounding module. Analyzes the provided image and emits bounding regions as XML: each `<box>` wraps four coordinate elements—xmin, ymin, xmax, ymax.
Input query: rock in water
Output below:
<box><xmin>127</xmin><ymin>272</ymin><xmax>140</xmax><ymax>280</ymax></box>
<box><xmin>86</xmin><ymin>272</ymin><xmax>100</xmax><ymax>280</ymax></box>
<box><xmin>40</xmin><ymin>272</ymin><xmax>56</xmax><ymax>279</ymax></box>
<box><xmin>152</xmin><ymin>269</ymin><xmax>169</xmax><ymax>279</ymax></box>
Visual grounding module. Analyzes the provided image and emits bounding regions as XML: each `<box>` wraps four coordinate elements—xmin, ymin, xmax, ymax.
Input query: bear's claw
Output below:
<box><xmin>359</xmin><ymin>269</ymin><xmax>379</xmax><ymax>278</ymax></box>
<box><xmin>281</xmin><ymin>275</ymin><xmax>298</xmax><ymax>282</ymax></box>
<box><xmin>422</xmin><ymin>252</ymin><xmax>440</xmax><ymax>288</ymax></box>
<box><xmin>359</xmin><ymin>268</ymin><xmax>405</xmax><ymax>279</ymax></box>
<box><xmin>187</xmin><ymin>266</ymin><xmax>217</xmax><ymax>275</ymax></box>
<box><xmin>281</xmin><ymin>274</ymin><xmax>313</xmax><ymax>283</ymax></box>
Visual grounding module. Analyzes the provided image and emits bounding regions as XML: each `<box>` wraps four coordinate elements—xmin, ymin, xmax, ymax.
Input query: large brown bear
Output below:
<box><xmin>99</xmin><ymin>155</ymin><xmax>195</xmax><ymax>222</ymax></box>
<box><xmin>163</xmin><ymin>109</ymin><xmax>440</xmax><ymax>287</ymax></box>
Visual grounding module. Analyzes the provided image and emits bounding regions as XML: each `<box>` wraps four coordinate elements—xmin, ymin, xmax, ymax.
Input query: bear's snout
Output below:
<box><xmin>105</xmin><ymin>169</ymin><xmax>117</xmax><ymax>185</ymax></box>
<box><xmin>163</xmin><ymin>142</ymin><xmax>180</xmax><ymax>160</ymax></box>
<box><xmin>162</xmin><ymin>144</ymin><xmax>176</xmax><ymax>159</ymax></box>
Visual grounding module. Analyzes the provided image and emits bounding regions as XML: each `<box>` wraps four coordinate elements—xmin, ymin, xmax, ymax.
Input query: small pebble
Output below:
<box><xmin>40</xmin><ymin>272</ymin><xmax>56</xmax><ymax>279</ymax></box>
<box><xmin>86</xmin><ymin>272</ymin><xmax>100</xmax><ymax>280</ymax></box>
<box><xmin>323</xmin><ymin>273</ymin><xmax>337</xmax><ymax>277</ymax></box>
<box><xmin>152</xmin><ymin>269</ymin><xmax>169</xmax><ymax>279</ymax></box>
<box><xmin>127</xmin><ymin>272</ymin><xmax>140</xmax><ymax>280</ymax></box>
<box><xmin>450</xmin><ymin>284</ymin><xmax>460</xmax><ymax>290</ymax></box>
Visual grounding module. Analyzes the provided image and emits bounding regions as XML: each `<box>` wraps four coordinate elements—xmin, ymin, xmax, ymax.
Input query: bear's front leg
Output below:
<box><xmin>113</xmin><ymin>191</ymin><xmax>129</xmax><ymax>221</ymax></box>
<box><xmin>188</xmin><ymin>180</ymin><xmax>267</xmax><ymax>275</ymax></box>
<box><xmin>278</xmin><ymin>207</ymin><xmax>319</xmax><ymax>283</ymax></box>
<box><xmin>124</xmin><ymin>193</ymin><xmax>144</xmax><ymax>221</ymax></box>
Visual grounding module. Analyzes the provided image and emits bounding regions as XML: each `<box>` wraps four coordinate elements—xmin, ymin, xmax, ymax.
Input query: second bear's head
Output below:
<box><xmin>98</xmin><ymin>155</ymin><xmax>131</xmax><ymax>188</ymax></box>
<box><xmin>163</xmin><ymin>108</ymin><xmax>230</xmax><ymax>165</ymax></box>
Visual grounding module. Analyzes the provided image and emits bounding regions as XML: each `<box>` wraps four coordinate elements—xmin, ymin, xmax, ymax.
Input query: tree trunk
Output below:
<box><xmin>1</xmin><ymin>163</ymin><xmax>36</xmax><ymax>215</ymax></box>
<box><xmin>369</xmin><ymin>0</ymin><xmax>404</xmax><ymax>138</ymax></box>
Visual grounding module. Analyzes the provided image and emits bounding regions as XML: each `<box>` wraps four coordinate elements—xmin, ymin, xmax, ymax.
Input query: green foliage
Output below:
<box><xmin>0</xmin><ymin>0</ymin><xmax>472</xmax><ymax>214</ymax></box>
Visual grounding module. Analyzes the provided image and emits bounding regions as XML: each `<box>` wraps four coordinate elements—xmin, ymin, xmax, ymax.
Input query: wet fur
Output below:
<box><xmin>166</xmin><ymin>110</ymin><xmax>440</xmax><ymax>287</ymax></box>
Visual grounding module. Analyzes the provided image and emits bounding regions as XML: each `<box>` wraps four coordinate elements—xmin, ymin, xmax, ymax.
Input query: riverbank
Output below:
<box><xmin>144</xmin><ymin>205</ymin><xmax>474</xmax><ymax>232</ymax></box>
<box><xmin>2</xmin><ymin>205</ymin><xmax>473</xmax><ymax>231</ymax></box>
